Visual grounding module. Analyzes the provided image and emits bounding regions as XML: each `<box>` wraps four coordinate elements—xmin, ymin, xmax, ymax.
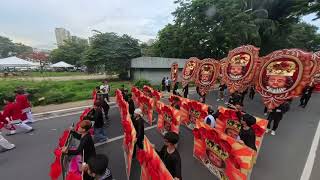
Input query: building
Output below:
<box><xmin>55</xmin><ymin>28</ymin><xmax>71</xmax><ymax>46</ymax></box>
<box><xmin>130</xmin><ymin>57</ymin><xmax>187</xmax><ymax>84</ymax></box>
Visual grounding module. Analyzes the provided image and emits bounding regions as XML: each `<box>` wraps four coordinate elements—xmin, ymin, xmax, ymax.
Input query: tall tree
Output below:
<box><xmin>83</xmin><ymin>32</ymin><xmax>141</xmax><ymax>73</ymax></box>
<box><xmin>0</xmin><ymin>36</ymin><xmax>32</xmax><ymax>58</ymax></box>
<box><xmin>49</xmin><ymin>38</ymin><xmax>88</xmax><ymax>66</ymax></box>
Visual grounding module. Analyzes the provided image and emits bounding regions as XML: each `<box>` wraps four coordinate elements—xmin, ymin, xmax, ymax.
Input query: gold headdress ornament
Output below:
<box><xmin>206</xmin><ymin>139</ymin><xmax>229</xmax><ymax>160</ymax></box>
<box><xmin>266</xmin><ymin>61</ymin><xmax>296</xmax><ymax>76</ymax></box>
<box><xmin>201</xmin><ymin>65</ymin><xmax>213</xmax><ymax>75</ymax></box>
<box><xmin>226</xmin><ymin>120</ymin><xmax>242</xmax><ymax>133</ymax></box>
<box><xmin>230</xmin><ymin>54</ymin><xmax>250</xmax><ymax>66</ymax></box>
<box><xmin>186</xmin><ymin>61</ymin><xmax>196</xmax><ymax>70</ymax></box>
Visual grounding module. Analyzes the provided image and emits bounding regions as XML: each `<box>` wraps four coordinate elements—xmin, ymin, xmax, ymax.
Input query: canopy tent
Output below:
<box><xmin>50</xmin><ymin>61</ymin><xmax>74</xmax><ymax>68</ymax></box>
<box><xmin>0</xmin><ymin>56</ymin><xmax>35</xmax><ymax>67</ymax></box>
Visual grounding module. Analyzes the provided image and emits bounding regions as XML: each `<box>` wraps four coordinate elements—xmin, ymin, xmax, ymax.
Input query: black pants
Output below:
<box><xmin>161</xmin><ymin>84</ymin><xmax>165</xmax><ymax>91</ymax></box>
<box><xmin>249</xmin><ymin>91</ymin><xmax>255</xmax><ymax>99</ymax></box>
<box><xmin>166</xmin><ymin>86</ymin><xmax>171</xmax><ymax>92</ymax></box>
<box><xmin>103</xmin><ymin>94</ymin><xmax>109</xmax><ymax>102</ymax></box>
<box><xmin>264</xmin><ymin>107</ymin><xmax>268</xmax><ymax>114</ymax></box>
<box><xmin>300</xmin><ymin>95</ymin><xmax>311</xmax><ymax>107</ymax></box>
<box><xmin>184</xmin><ymin>91</ymin><xmax>188</xmax><ymax>98</ymax></box>
<box><xmin>267</xmin><ymin>118</ymin><xmax>281</xmax><ymax>131</ymax></box>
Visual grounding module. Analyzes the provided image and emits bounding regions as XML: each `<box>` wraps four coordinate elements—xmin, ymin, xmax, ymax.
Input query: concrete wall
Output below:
<box><xmin>131</xmin><ymin>57</ymin><xmax>187</xmax><ymax>68</ymax></box>
<box><xmin>131</xmin><ymin>68</ymin><xmax>183</xmax><ymax>84</ymax></box>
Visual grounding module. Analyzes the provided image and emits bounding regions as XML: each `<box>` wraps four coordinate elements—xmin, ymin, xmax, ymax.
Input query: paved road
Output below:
<box><xmin>1</xmin><ymin>91</ymin><xmax>319</xmax><ymax>180</ymax></box>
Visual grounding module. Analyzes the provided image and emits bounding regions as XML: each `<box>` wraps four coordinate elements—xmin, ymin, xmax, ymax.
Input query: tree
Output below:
<box><xmin>49</xmin><ymin>38</ymin><xmax>88</xmax><ymax>66</ymax></box>
<box><xmin>152</xmin><ymin>0</ymin><xmax>320</xmax><ymax>58</ymax></box>
<box><xmin>83</xmin><ymin>32</ymin><xmax>141</xmax><ymax>73</ymax></box>
<box><xmin>0</xmin><ymin>36</ymin><xmax>32</xmax><ymax>58</ymax></box>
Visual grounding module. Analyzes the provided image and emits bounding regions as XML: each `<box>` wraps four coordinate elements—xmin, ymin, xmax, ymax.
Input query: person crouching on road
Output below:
<box><xmin>0</xmin><ymin>112</ymin><xmax>15</xmax><ymax>152</ymax></box>
<box><xmin>62</xmin><ymin>120</ymin><xmax>96</xmax><ymax>180</ymax></box>
<box><xmin>2</xmin><ymin>96</ymin><xmax>33</xmax><ymax>135</ymax></box>
<box><xmin>92</xmin><ymin>101</ymin><xmax>107</xmax><ymax>143</ymax></box>
<box><xmin>15</xmin><ymin>89</ymin><xmax>34</xmax><ymax>124</ymax></box>
<box><xmin>82</xmin><ymin>154</ymin><xmax>113</xmax><ymax>180</ymax></box>
<box><xmin>204</xmin><ymin>106</ymin><xmax>220</xmax><ymax>128</ymax></box>
<box><xmin>132</xmin><ymin>108</ymin><xmax>145</xmax><ymax>157</ymax></box>
<box><xmin>157</xmin><ymin>131</ymin><xmax>182</xmax><ymax>180</ymax></box>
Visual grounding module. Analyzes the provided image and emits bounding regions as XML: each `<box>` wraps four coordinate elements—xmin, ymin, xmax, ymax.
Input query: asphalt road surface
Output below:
<box><xmin>1</xmin><ymin>90</ymin><xmax>320</xmax><ymax>180</ymax></box>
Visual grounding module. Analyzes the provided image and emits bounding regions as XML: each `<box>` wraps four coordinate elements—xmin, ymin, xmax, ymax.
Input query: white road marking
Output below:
<box><xmin>95</xmin><ymin>125</ymin><xmax>157</xmax><ymax>147</ymax></box>
<box><xmin>300</xmin><ymin>120</ymin><xmax>320</xmax><ymax>180</ymax></box>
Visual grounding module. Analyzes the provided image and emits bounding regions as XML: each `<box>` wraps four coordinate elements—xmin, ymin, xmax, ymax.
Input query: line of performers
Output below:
<box><xmin>0</xmin><ymin>88</ymin><xmax>34</xmax><ymax>153</ymax></box>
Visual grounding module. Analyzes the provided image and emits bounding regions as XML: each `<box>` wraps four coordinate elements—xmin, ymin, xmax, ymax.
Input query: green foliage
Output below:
<box><xmin>83</xmin><ymin>32</ymin><xmax>141</xmax><ymax>74</ymax></box>
<box><xmin>0</xmin><ymin>36</ymin><xmax>32</xmax><ymax>58</ymax></box>
<box><xmin>134</xmin><ymin>79</ymin><xmax>151</xmax><ymax>89</ymax></box>
<box><xmin>152</xmin><ymin>0</ymin><xmax>320</xmax><ymax>58</ymax></box>
<box><xmin>49</xmin><ymin>39</ymin><xmax>88</xmax><ymax>66</ymax></box>
<box><xmin>0</xmin><ymin>79</ymin><xmax>132</xmax><ymax>108</ymax></box>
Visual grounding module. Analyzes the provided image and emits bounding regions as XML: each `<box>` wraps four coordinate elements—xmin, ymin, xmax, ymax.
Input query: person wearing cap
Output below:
<box><xmin>133</xmin><ymin>108</ymin><xmax>145</xmax><ymax>151</ymax></box>
<box><xmin>62</xmin><ymin>120</ymin><xmax>96</xmax><ymax>180</ymax></box>
<box><xmin>81</xmin><ymin>154</ymin><xmax>113</xmax><ymax>180</ymax></box>
<box><xmin>158</xmin><ymin>132</ymin><xmax>182</xmax><ymax>180</ymax></box>
<box><xmin>203</xmin><ymin>106</ymin><xmax>219</xmax><ymax>128</ymax></box>
<box><xmin>238</xmin><ymin>114</ymin><xmax>257</xmax><ymax>151</ymax></box>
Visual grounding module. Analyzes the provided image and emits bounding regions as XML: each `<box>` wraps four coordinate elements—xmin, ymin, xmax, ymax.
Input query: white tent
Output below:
<box><xmin>0</xmin><ymin>56</ymin><xmax>35</xmax><ymax>67</ymax></box>
<box><xmin>50</xmin><ymin>61</ymin><xmax>74</xmax><ymax>68</ymax></box>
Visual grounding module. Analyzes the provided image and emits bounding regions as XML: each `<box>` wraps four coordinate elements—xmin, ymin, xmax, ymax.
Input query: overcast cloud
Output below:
<box><xmin>0</xmin><ymin>0</ymin><xmax>319</xmax><ymax>50</ymax></box>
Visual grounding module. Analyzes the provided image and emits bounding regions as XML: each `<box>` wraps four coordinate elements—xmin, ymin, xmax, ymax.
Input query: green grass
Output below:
<box><xmin>0</xmin><ymin>79</ymin><xmax>132</xmax><ymax>107</ymax></box>
<box><xmin>25</xmin><ymin>71</ymin><xmax>88</xmax><ymax>77</ymax></box>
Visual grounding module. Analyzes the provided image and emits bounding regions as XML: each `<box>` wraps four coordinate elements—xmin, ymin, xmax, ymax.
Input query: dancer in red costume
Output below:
<box><xmin>0</xmin><ymin>112</ymin><xmax>15</xmax><ymax>152</ymax></box>
<box><xmin>15</xmin><ymin>89</ymin><xmax>34</xmax><ymax>123</ymax></box>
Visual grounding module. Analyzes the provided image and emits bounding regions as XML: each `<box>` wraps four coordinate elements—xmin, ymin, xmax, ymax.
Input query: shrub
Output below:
<box><xmin>119</xmin><ymin>71</ymin><xmax>129</xmax><ymax>80</ymax></box>
<box><xmin>134</xmin><ymin>79</ymin><xmax>151</xmax><ymax>89</ymax></box>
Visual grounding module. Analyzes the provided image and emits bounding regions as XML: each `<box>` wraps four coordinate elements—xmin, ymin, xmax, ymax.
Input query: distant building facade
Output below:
<box><xmin>55</xmin><ymin>28</ymin><xmax>71</xmax><ymax>46</ymax></box>
<box><xmin>71</xmin><ymin>36</ymin><xmax>88</xmax><ymax>45</ymax></box>
<box><xmin>130</xmin><ymin>57</ymin><xmax>187</xmax><ymax>84</ymax></box>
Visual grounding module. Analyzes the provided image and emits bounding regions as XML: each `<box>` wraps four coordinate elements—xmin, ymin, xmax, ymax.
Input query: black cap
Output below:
<box><xmin>242</xmin><ymin>113</ymin><xmax>256</xmax><ymax>127</ymax></box>
<box><xmin>164</xmin><ymin>131</ymin><xmax>179</xmax><ymax>144</ymax></box>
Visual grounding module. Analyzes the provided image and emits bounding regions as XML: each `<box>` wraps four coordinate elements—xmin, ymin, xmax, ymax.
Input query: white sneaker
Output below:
<box><xmin>266</xmin><ymin>129</ymin><xmax>270</xmax><ymax>133</ymax></box>
<box><xmin>264</xmin><ymin>113</ymin><xmax>267</xmax><ymax>116</ymax></box>
<box><xmin>6</xmin><ymin>130</ymin><xmax>16</xmax><ymax>136</ymax></box>
<box><xmin>271</xmin><ymin>130</ymin><xmax>276</xmax><ymax>136</ymax></box>
<box><xmin>216</xmin><ymin>99</ymin><xmax>220</xmax><ymax>101</ymax></box>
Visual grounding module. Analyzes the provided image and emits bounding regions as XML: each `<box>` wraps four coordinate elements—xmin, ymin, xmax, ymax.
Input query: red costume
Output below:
<box><xmin>15</xmin><ymin>94</ymin><xmax>30</xmax><ymax>121</ymax></box>
<box><xmin>3</xmin><ymin>102</ymin><xmax>23</xmax><ymax>121</ymax></box>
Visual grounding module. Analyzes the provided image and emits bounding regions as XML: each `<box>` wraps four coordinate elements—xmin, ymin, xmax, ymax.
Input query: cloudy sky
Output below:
<box><xmin>0</xmin><ymin>0</ymin><xmax>319</xmax><ymax>50</ymax></box>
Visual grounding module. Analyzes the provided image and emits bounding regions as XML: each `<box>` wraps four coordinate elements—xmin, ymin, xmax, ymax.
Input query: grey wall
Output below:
<box><xmin>131</xmin><ymin>68</ymin><xmax>183</xmax><ymax>84</ymax></box>
<box><xmin>131</xmin><ymin>57</ymin><xmax>187</xmax><ymax>68</ymax></box>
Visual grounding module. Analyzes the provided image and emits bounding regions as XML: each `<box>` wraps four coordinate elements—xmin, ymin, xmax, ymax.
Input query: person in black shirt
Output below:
<box><xmin>182</xmin><ymin>84</ymin><xmax>189</xmax><ymax>98</ymax></box>
<box><xmin>173</xmin><ymin>82</ymin><xmax>179</xmax><ymax>95</ymax></box>
<box><xmin>83</xmin><ymin>154</ymin><xmax>113</xmax><ymax>180</ymax></box>
<box><xmin>127</xmin><ymin>94</ymin><xmax>135</xmax><ymax>117</ymax></box>
<box><xmin>240</xmin><ymin>88</ymin><xmax>248</xmax><ymax>104</ymax></box>
<box><xmin>62</xmin><ymin>120</ymin><xmax>96</xmax><ymax>180</ymax></box>
<box><xmin>249</xmin><ymin>85</ymin><xmax>255</xmax><ymax>100</ymax></box>
<box><xmin>299</xmin><ymin>83</ymin><xmax>315</xmax><ymax>108</ymax></box>
<box><xmin>93</xmin><ymin>101</ymin><xmax>107</xmax><ymax>143</ymax></box>
<box><xmin>239</xmin><ymin>114</ymin><xmax>257</xmax><ymax>151</ymax></box>
<box><xmin>161</xmin><ymin>77</ymin><xmax>166</xmax><ymax>91</ymax></box>
<box><xmin>266</xmin><ymin>104</ymin><xmax>286</xmax><ymax>136</ymax></box>
<box><xmin>158</xmin><ymin>132</ymin><xmax>182</xmax><ymax>180</ymax></box>
<box><xmin>132</xmin><ymin>108</ymin><xmax>145</xmax><ymax>157</ymax></box>
<box><xmin>217</xmin><ymin>83</ymin><xmax>227</xmax><ymax>101</ymax></box>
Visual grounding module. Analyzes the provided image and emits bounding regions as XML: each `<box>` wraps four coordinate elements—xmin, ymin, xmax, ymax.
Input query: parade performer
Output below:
<box><xmin>204</xmin><ymin>106</ymin><xmax>219</xmax><ymax>128</ymax></box>
<box><xmin>3</xmin><ymin>96</ymin><xmax>33</xmax><ymax>135</ymax></box>
<box><xmin>15</xmin><ymin>89</ymin><xmax>34</xmax><ymax>123</ymax></box>
<box><xmin>239</xmin><ymin>114</ymin><xmax>257</xmax><ymax>151</ymax></box>
<box><xmin>173</xmin><ymin>82</ymin><xmax>179</xmax><ymax>95</ymax></box>
<box><xmin>266</xmin><ymin>103</ymin><xmax>287</xmax><ymax>136</ymax></box>
<box><xmin>133</xmin><ymin>108</ymin><xmax>145</xmax><ymax>156</ymax></box>
<box><xmin>100</xmin><ymin>79</ymin><xmax>110</xmax><ymax>102</ymax></box>
<box><xmin>249</xmin><ymin>85</ymin><xmax>255</xmax><ymax>100</ymax></box>
<box><xmin>127</xmin><ymin>94</ymin><xmax>135</xmax><ymax>117</ymax></box>
<box><xmin>157</xmin><ymin>131</ymin><xmax>182</xmax><ymax>180</ymax></box>
<box><xmin>182</xmin><ymin>83</ymin><xmax>189</xmax><ymax>98</ymax></box>
<box><xmin>0</xmin><ymin>112</ymin><xmax>15</xmax><ymax>152</ymax></box>
<box><xmin>299</xmin><ymin>82</ymin><xmax>315</xmax><ymax>108</ymax></box>
<box><xmin>92</xmin><ymin>101</ymin><xmax>107</xmax><ymax>143</ymax></box>
<box><xmin>62</xmin><ymin>120</ymin><xmax>96</xmax><ymax>180</ymax></box>
<box><xmin>81</xmin><ymin>154</ymin><xmax>113</xmax><ymax>180</ymax></box>
<box><xmin>217</xmin><ymin>83</ymin><xmax>227</xmax><ymax>101</ymax></box>
<box><xmin>161</xmin><ymin>77</ymin><xmax>166</xmax><ymax>91</ymax></box>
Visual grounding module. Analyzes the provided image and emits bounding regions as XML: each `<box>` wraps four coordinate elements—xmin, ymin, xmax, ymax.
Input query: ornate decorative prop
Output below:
<box><xmin>157</xmin><ymin>105</ymin><xmax>181</xmax><ymax>135</ymax></box>
<box><xmin>171</xmin><ymin>62</ymin><xmax>179</xmax><ymax>85</ymax></box>
<box><xmin>138</xmin><ymin>95</ymin><xmax>154</xmax><ymax>125</ymax></box>
<box><xmin>222</xmin><ymin>45</ymin><xmax>260</xmax><ymax>93</ymax></box>
<box><xmin>181</xmin><ymin>100</ymin><xmax>208</xmax><ymax>130</ymax></box>
<box><xmin>193</xmin><ymin>121</ymin><xmax>255</xmax><ymax>180</ymax></box>
<box><xmin>312</xmin><ymin>52</ymin><xmax>320</xmax><ymax>92</ymax></box>
<box><xmin>168</xmin><ymin>95</ymin><xmax>190</xmax><ymax>124</ymax></box>
<box><xmin>195</xmin><ymin>58</ymin><xmax>220</xmax><ymax>95</ymax></box>
<box><xmin>182</xmin><ymin>57</ymin><xmax>200</xmax><ymax>87</ymax></box>
<box><xmin>137</xmin><ymin>137</ymin><xmax>173</xmax><ymax>180</ymax></box>
<box><xmin>256</xmin><ymin>49</ymin><xmax>313</xmax><ymax>110</ymax></box>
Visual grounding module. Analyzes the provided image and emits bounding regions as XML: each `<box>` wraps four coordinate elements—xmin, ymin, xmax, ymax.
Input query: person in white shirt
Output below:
<box><xmin>204</xmin><ymin>107</ymin><xmax>219</xmax><ymax>128</ymax></box>
<box><xmin>100</xmin><ymin>79</ymin><xmax>110</xmax><ymax>102</ymax></box>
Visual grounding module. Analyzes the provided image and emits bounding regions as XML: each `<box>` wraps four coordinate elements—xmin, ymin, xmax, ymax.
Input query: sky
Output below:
<box><xmin>0</xmin><ymin>0</ymin><xmax>319</xmax><ymax>50</ymax></box>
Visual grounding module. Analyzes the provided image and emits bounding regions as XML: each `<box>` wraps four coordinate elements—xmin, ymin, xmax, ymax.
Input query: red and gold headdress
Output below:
<box><xmin>266</xmin><ymin>61</ymin><xmax>296</xmax><ymax>76</ymax></box>
<box><xmin>230</xmin><ymin>54</ymin><xmax>250</xmax><ymax>67</ymax></box>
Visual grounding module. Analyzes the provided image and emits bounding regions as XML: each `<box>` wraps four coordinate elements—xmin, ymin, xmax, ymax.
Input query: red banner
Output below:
<box><xmin>195</xmin><ymin>58</ymin><xmax>220</xmax><ymax>95</ymax></box>
<box><xmin>138</xmin><ymin>94</ymin><xmax>154</xmax><ymax>125</ymax></box>
<box><xmin>138</xmin><ymin>137</ymin><xmax>173</xmax><ymax>180</ymax></box>
<box><xmin>157</xmin><ymin>104</ymin><xmax>181</xmax><ymax>135</ymax></box>
<box><xmin>171</xmin><ymin>62</ymin><xmax>179</xmax><ymax>84</ymax></box>
<box><xmin>181</xmin><ymin>100</ymin><xmax>208</xmax><ymax>130</ymax></box>
<box><xmin>193</xmin><ymin>121</ymin><xmax>255</xmax><ymax>180</ymax></box>
<box><xmin>182</xmin><ymin>57</ymin><xmax>200</xmax><ymax>87</ymax></box>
